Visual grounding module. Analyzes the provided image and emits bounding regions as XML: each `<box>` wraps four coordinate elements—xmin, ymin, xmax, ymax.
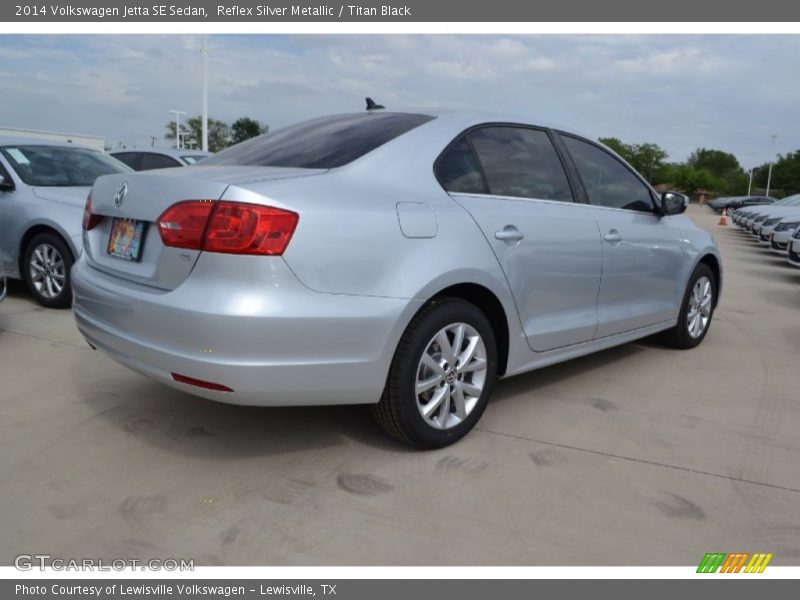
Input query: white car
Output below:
<box><xmin>788</xmin><ymin>229</ymin><xmax>800</xmax><ymax>267</ymax></box>
<box><xmin>738</xmin><ymin>195</ymin><xmax>800</xmax><ymax>232</ymax></box>
<box><xmin>757</xmin><ymin>208</ymin><xmax>800</xmax><ymax>246</ymax></box>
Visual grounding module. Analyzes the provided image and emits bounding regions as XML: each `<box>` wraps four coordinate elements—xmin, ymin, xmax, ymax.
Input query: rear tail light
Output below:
<box><xmin>158</xmin><ymin>200</ymin><xmax>215</xmax><ymax>250</ymax></box>
<box><xmin>82</xmin><ymin>192</ymin><xmax>103</xmax><ymax>231</ymax></box>
<box><xmin>157</xmin><ymin>201</ymin><xmax>298</xmax><ymax>255</ymax></box>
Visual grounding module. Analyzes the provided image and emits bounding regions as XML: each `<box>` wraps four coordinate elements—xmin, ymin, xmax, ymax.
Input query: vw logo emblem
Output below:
<box><xmin>114</xmin><ymin>181</ymin><xmax>128</xmax><ymax>208</ymax></box>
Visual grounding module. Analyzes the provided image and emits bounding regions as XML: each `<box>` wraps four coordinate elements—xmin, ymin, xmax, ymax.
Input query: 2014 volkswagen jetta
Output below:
<box><xmin>72</xmin><ymin>109</ymin><xmax>722</xmax><ymax>447</ymax></box>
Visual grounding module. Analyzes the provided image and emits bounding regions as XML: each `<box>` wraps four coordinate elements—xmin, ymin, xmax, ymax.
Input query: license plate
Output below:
<box><xmin>107</xmin><ymin>217</ymin><xmax>146</xmax><ymax>261</ymax></box>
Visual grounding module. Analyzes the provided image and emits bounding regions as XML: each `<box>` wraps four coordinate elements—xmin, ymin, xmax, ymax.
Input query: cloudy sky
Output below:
<box><xmin>0</xmin><ymin>34</ymin><xmax>798</xmax><ymax>166</ymax></box>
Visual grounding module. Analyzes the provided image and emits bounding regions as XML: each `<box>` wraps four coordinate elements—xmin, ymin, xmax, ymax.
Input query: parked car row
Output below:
<box><xmin>0</xmin><ymin>138</ymin><xmax>209</xmax><ymax>307</ymax></box>
<box><xmin>730</xmin><ymin>194</ymin><xmax>800</xmax><ymax>268</ymax></box>
<box><xmin>708</xmin><ymin>195</ymin><xmax>775</xmax><ymax>212</ymax></box>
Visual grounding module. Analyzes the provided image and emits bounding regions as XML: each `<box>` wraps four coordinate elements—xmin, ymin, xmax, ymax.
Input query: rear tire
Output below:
<box><xmin>662</xmin><ymin>263</ymin><xmax>716</xmax><ymax>349</ymax></box>
<box><xmin>372</xmin><ymin>297</ymin><xmax>497</xmax><ymax>448</ymax></box>
<box><xmin>22</xmin><ymin>232</ymin><xmax>74</xmax><ymax>309</ymax></box>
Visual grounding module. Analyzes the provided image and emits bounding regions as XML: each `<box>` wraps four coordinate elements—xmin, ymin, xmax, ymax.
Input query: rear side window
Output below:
<box><xmin>562</xmin><ymin>136</ymin><xmax>654</xmax><ymax>212</ymax></box>
<box><xmin>434</xmin><ymin>137</ymin><xmax>487</xmax><ymax>194</ymax></box>
<box><xmin>203</xmin><ymin>113</ymin><xmax>435</xmax><ymax>169</ymax></box>
<box><xmin>467</xmin><ymin>126</ymin><xmax>573</xmax><ymax>202</ymax></box>
<box><xmin>140</xmin><ymin>153</ymin><xmax>181</xmax><ymax>170</ymax></box>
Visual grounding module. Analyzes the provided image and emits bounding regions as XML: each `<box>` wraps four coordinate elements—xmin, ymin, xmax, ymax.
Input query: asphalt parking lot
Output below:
<box><xmin>1</xmin><ymin>204</ymin><xmax>799</xmax><ymax>566</ymax></box>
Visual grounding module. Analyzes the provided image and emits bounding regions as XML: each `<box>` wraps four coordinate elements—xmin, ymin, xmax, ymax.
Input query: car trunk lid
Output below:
<box><xmin>83</xmin><ymin>166</ymin><xmax>323</xmax><ymax>290</ymax></box>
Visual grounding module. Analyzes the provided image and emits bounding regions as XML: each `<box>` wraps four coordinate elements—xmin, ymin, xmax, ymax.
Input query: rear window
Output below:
<box><xmin>203</xmin><ymin>113</ymin><xmax>435</xmax><ymax>169</ymax></box>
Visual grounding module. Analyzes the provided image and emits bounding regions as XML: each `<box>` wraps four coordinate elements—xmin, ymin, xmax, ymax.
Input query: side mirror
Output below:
<box><xmin>660</xmin><ymin>191</ymin><xmax>687</xmax><ymax>216</ymax></box>
<box><xmin>0</xmin><ymin>175</ymin><xmax>13</xmax><ymax>192</ymax></box>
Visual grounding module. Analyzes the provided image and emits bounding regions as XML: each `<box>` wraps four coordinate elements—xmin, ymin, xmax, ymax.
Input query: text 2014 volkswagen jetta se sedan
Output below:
<box><xmin>72</xmin><ymin>110</ymin><xmax>722</xmax><ymax>448</ymax></box>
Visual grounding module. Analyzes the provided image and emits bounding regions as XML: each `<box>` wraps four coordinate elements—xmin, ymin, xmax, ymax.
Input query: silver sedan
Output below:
<box><xmin>72</xmin><ymin>109</ymin><xmax>722</xmax><ymax>447</ymax></box>
<box><xmin>0</xmin><ymin>139</ymin><xmax>131</xmax><ymax>307</ymax></box>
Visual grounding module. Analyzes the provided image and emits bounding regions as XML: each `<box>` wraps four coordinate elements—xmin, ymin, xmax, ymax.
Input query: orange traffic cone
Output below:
<box><xmin>718</xmin><ymin>208</ymin><xmax>728</xmax><ymax>226</ymax></box>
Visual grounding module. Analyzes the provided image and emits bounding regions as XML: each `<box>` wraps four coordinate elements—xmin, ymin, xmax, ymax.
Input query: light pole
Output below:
<box><xmin>169</xmin><ymin>110</ymin><xmax>187</xmax><ymax>149</ymax></box>
<box><xmin>747</xmin><ymin>167</ymin><xmax>755</xmax><ymax>196</ymax></box>
<box><xmin>766</xmin><ymin>134</ymin><xmax>778</xmax><ymax>197</ymax></box>
<box><xmin>201</xmin><ymin>35</ymin><xmax>209</xmax><ymax>153</ymax></box>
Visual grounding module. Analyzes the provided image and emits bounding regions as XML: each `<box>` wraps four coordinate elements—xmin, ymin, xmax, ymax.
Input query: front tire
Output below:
<box><xmin>662</xmin><ymin>263</ymin><xmax>716</xmax><ymax>349</ymax></box>
<box><xmin>22</xmin><ymin>232</ymin><xmax>74</xmax><ymax>309</ymax></box>
<box><xmin>372</xmin><ymin>297</ymin><xmax>497</xmax><ymax>448</ymax></box>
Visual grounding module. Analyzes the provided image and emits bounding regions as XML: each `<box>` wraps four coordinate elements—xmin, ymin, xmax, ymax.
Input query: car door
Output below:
<box><xmin>559</xmin><ymin>134</ymin><xmax>686</xmax><ymax>337</ymax></box>
<box><xmin>436</xmin><ymin>125</ymin><xmax>603</xmax><ymax>352</ymax></box>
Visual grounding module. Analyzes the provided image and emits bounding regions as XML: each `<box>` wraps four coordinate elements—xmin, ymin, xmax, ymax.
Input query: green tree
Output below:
<box><xmin>671</xmin><ymin>165</ymin><xmax>720</xmax><ymax>195</ymax></box>
<box><xmin>598</xmin><ymin>137</ymin><xmax>667</xmax><ymax>182</ymax></box>
<box><xmin>753</xmin><ymin>150</ymin><xmax>800</xmax><ymax>196</ymax></box>
<box><xmin>165</xmin><ymin>116</ymin><xmax>231</xmax><ymax>152</ymax></box>
<box><xmin>687</xmin><ymin>148</ymin><xmax>742</xmax><ymax>179</ymax></box>
<box><xmin>164</xmin><ymin>121</ymin><xmax>191</xmax><ymax>147</ymax></box>
<box><xmin>231</xmin><ymin>117</ymin><xmax>267</xmax><ymax>145</ymax></box>
<box><xmin>598</xmin><ymin>137</ymin><xmax>632</xmax><ymax>161</ymax></box>
<box><xmin>186</xmin><ymin>116</ymin><xmax>231</xmax><ymax>152</ymax></box>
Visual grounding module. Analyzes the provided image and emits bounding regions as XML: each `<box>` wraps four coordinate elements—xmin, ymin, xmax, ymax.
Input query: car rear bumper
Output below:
<box><xmin>72</xmin><ymin>253</ymin><xmax>421</xmax><ymax>406</ymax></box>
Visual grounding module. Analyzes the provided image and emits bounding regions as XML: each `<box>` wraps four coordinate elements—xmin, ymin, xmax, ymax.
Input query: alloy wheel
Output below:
<box><xmin>29</xmin><ymin>243</ymin><xmax>66</xmax><ymax>300</ymax></box>
<box><xmin>415</xmin><ymin>322</ymin><xmax>488</xmax><ymax>430</ymax></box>
<box><xmin>687</xmin><ymin>275</ymin><xmax>713</xmax><ymax>339</ymax></box>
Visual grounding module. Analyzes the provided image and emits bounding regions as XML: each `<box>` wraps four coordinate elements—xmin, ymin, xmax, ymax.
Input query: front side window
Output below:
<box><xmin>467</xmin><ymin>126</ymin><xmax>574</xmax><ymax>202</ymax></box>
<box><xmin>0</xmin><ymin>145</ymin><xmax>130</xmax><ymax>187</ymax></box>
<box><xmin>203</xmin><ymin>113</ymin><xmax>435</xmax><ymax>169</ymax></box>
<box><xmin>562</xmin><ymin>136</ymin><xmax>654</xmax><ymax>212</ymax></box>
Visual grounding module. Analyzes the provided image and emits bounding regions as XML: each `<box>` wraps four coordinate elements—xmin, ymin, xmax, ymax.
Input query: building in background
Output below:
<box><xmin>0</xmin><ymin>126</ymin><xmax>105</xmax><ymax>151</ymax></box>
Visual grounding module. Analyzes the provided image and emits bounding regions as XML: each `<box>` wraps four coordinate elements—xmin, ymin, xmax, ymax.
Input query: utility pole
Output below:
<box><xmin>201</xmin><ymin>34</ymin><xmax>209</xmax><ymax>152</ymax></box>
<box><xmin>766</xmin><ymin>134</ymin><xmax>778</xmax><ymax>197</ymax></box>
<box><xmin>169</xmin><ymin>110</ymin><xmax>187</xmax><ymax>149</ymax></box>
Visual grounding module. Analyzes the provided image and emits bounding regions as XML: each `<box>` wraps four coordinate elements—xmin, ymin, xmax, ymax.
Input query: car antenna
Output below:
<box><xmin>366</xmin><ymin>97</ymin><xmax>385</xmax><ymax>111</ymax></box>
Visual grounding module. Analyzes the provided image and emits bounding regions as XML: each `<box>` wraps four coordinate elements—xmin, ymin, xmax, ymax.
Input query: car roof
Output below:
<box><xmin>0</xmin><ymin>137</ymin><xmax>96</xmax><ymax>150</ymax></box>
<box><xmin>338</xmin><ymin>108</ymin><xmax>587</xmax><ymax>136</ymax></box>
<box><xmin>111</xmin><ymin>147</ymin><xmax>211</xmax><ymax>158</ymax></box>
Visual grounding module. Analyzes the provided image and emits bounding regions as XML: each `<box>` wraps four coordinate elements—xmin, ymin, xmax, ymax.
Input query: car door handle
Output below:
<box><xmin>495</xmin><ymin>226</ymin><xmax>524</xmax><ymax>242</ymax></box>
<box><xmin>604</xmin><ymin>230</ymin><xmax>622</xmax><ymax>244</ymax></box>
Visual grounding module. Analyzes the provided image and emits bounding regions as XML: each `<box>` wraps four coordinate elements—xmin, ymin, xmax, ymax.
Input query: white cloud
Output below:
<box><xmin>0</xmin><ymin>34</ymin><xmax>798</xmax><ymax>164</ymax></box>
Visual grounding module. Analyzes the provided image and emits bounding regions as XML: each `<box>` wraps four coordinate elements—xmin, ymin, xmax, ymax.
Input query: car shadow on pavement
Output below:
<box><xmin>491</xmin><ymin>342</ymin><xmax>646</xmax><ymax>403</ymax></box>
<box><xmin>71</xmin><ymin>372</ymin><xmax>411</xmax><ymax>457</ymax></box>
<box><xmin>71</xmin><ymin>339</ymin><xmax>654</xmax><ymax>457</ymax></box>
